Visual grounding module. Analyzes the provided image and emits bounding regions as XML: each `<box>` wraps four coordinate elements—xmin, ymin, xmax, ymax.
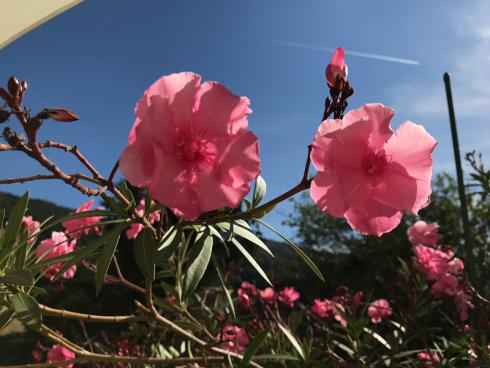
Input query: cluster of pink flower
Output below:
<box><xmin>119</xmin><ymin>48</ymin><xmax>437</xmax><ymax>237</ymax></box>
<box><xmin>237</xmin><ymin>281</ymin><xmax>300</xmax><ymax>309</ymax></box>
<box><xmin>22</xmin><ymin>199</ymin><xmax>103</xmax><ymax>282</ymax></box>
<box><xmin>218</xmin><ymin>325</ymin><xmax>249</xmax><ymax>354</ymax></box>
<box><xmin>408</xmin><ymin>220</ymin><xmax>473</xmax><ymax>320</ymax></box>
<box><xmin>125</xmin><ymin>199</ymin><xmax>161</xmax><ymax>239</ymax></box>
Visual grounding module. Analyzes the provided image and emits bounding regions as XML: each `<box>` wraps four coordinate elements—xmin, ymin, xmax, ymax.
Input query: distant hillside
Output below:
<box><xmin>0</xmin><ymin>191</ymin><xmax>71</xmax><ymax>220</ymax></box>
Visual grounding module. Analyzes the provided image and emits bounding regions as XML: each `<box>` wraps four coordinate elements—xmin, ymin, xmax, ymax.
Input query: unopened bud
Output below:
<box><xmin>7</xmin><ymin>76</ymin><xmax>20</xmax><ymax>96</ymax></box>
<box><xmin>20</xmin><ymin>80</ymin><xmax>28</xmax><ymax>92</ymax></box>
<box><xmin>46</xmin><ymin>108</ymin><xmax>79</xmax><ymax>122</ymax></box>
<box><xmin>326</xmin><ymin>47</ymin><xmax>348</xmax><ymax>87</ymax></box>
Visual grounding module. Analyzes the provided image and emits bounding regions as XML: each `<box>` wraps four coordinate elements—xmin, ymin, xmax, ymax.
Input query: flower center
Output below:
<box><xmin>362</xmin><ymin>150</ymin><xmax>388</xmax><ymax>176</ymax></box>
<box><xmin>175</xmin><ymin>127</ymin><xmax>215</xmax><ymax>165</ymax></box>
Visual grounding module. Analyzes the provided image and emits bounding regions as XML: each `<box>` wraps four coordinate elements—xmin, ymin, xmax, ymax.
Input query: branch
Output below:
<box><xmin>39</xmin><ymin>304</ymin><xmax>139</xmax><ymax>323</ymax></box>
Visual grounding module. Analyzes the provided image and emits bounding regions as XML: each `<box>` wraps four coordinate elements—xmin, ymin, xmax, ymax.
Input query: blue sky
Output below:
<box><xmin>1</xmin><ymin>0</ymin><xmax>489</xmax><ymax>239</ymax></box>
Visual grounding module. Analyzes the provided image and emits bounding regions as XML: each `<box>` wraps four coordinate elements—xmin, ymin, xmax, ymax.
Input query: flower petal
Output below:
<box><xmin>344</xmin><ymin>200</ymin><xmax>402</xmax><ymax>237</ymax></box>
<box><xmin>310</xmin><ymin>171</ymin><xmax>346</xmax><ymax>217</ymax></box>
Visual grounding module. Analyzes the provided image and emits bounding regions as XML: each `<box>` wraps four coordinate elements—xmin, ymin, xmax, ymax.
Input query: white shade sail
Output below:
<box><xmin>0</xmin><ymin>0</ymin><xmax>82</xmax><ymax>49</ymax></box>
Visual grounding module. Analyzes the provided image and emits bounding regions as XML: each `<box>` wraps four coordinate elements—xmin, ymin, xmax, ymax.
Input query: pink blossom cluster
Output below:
<box><xmin>35</xmin><ymin>231</ymin><xmax>77</xmax><ymax>280</ymax></box>
<box><xmin>62</xmin><ymin>199</ymin><xmax>103</xmax><ymax>239</ymax></box>
<box><xmin>310</xmin><ymin>286</ymin><xmax>363</xmax><ymax>326</ymax></box>
<box><xmin>218</xmin><ymin>325</ymin><xmax>249</xmax><ymax>354</ymax></box>
<box><xmin>21</xmin><ymin>216</ymin><xmax>40</xmax><ymax>244</ymax></box>
<box><xmin>417</xmin><ymin>351</ymin><xmax>441</xmax><ymax>367</ymax></box>
<box><xmin>126</xmin><ymin>199</ymin><xmax>161</xmax><ymax>239</ymax></box>
<box><xmin>236</xmin><ymin>282</ymin><xmax>299</xmax><ymax>309</ymax></box>
<box><xmin>408</xmin><ymin>221</ymin><xmax>473</xmax><ymax>320</ymax></box>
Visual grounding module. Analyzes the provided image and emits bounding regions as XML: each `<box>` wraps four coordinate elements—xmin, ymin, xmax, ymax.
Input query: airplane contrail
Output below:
<box><xmin>266</xmin><ymin>40</ymin><xmax>421</xmax><ymax>66</ymax></box>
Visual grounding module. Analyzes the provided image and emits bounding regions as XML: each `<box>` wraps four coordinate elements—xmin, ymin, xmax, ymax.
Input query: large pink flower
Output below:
<box><xmin>310</xmin><ymin>103</ymin><xmax>437</xmax><ymax>236</ymax></box>
<box><xmin>46</xmin><ymin>344</ymin><xmax>75</xmax><ymax>368</ymax></box>
<box><xmin>119</xmin><ymin>72</ymin><xmax>261</xmax><ymax>220</ymax></box>
<box><xmin>218</xmin><ymin>325</ymin><xmax>249</xmax><ymax>354</ymax></box>
<box><xmin>35</xmin><ymin>231</ymin><xmax>77</xmax><ymax>280</ymax></box>
<box><xmin>62</xmin><ymin>199</ymin><xmax>103</xmax><ymax>239</ymax></box>
<box><xmin>326</xmin><ymin>47</ymin><xmax>348</xmax><ymax>86</ymax></box>
<box><xmin>367</xmin><ymin>299</ymin><xmax>392</xmax><ymax>323</ymax></box>
<box><xmin>407</xmin><ymin>220</ymin><xmax>441</xmax><ymax>246</ymax></box>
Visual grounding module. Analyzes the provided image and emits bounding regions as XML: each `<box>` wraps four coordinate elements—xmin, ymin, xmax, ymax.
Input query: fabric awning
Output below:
<box><xmin>0</xmin><ymin>0</ymin><xmax>82</xmax><ymax>49</ymax></box>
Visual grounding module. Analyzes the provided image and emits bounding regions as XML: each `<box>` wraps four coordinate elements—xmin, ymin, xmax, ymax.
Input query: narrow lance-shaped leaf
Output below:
<box><xmin>212</xmin><ymin>256</ymin><xmax>236</xmax><ymax>318</ymax></box>
<box><xmin>0</xmin><ymin>269</ymin><xmax>34</xmax><ymax>286</ymax></box>
<box><xmin>231</xmin><ymin>238</ymin><xmax>271</xmax><ymax>286</ymax></box>
<box><xmin>183</xmin><ymin>230</ymin><xmax>213</xmax><ymax>298</ymax></box>
<box><xmin>95</xmin><ymin>230</ymin><xmax>121</xmax><ymax>295</ymax></box>
<box><xmin>0</xmin><ymin>308</ymin><xmax>14</xmax><ymax>333</ymax></box>
<box><xmin>219</xmin><ymin>220</ymin><xmax>273</xmax><ymax>257</ymax></box>
<box><xmin>157</xmin><ymin>227</ymin><xmax>182</xmax><ymax>262</ymax></box>
<box><xmin>241</xmin><ymin>328</ymin><xmax>270</xmax><ymax>367</ymax></box>
<box><xmin>1</xmin><ymin>192</ymin><xmax>29</xmax><ymax>258</ymax></box>
<box><xmin>256</xmin><ymin>219</ymin><xmax>325</xmax><ymax>282</ymax></box>
<box><xmin>134</xmin><ymin>227</ymin><xmax>156</xmax><ymax>280</ymax></box>
<box><xmin>277</xmin><ymin>323</ymin><xmax>305</xmax><ymax>360</ymax></box>
<box><xmin>11</xmin><ymin>292</ymin><xmax>41</xmax><ymax>330</ymax></box>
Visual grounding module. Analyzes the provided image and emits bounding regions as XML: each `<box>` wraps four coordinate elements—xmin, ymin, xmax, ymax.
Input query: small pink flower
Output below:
<box><xmin>62</xmin><ymin>199</ymin><xmax>103</xmax><ymax>239</ymax></box>
<box><xmin>240</xmin><ymin>281</ymin><xmax>257</xmax><ymax>296</ymax></box>
<box><xmin>218</xmin><ymin>325</ymin><xmax>249</xmax><ymax>354</ymax></box>
<box><xmin>368</xmin><ymin>299</ymin><xmax>392</xmax><ymax>323</ymax></box>
<box><xmin>119</xmin><ymin>72</ymin><xmax>261</xmax><ymax>220</ymax></box>
<box><xmin>46</xmin><ymin>344</ymin><xmax>75</xmax><ymax>368</ymax></box>
<box><xmin>407</xmin><ymin>220</ymin><xmax>441</xmax><ymax>246</ymax></box>
<box><xmin>417</xmin><ymin>352</ymin><xmax>441</xmax><ymax>367</ymax></box>
<box><xmin>259</xmin><ymin>287</ymin><xmax>275</xmax><ymax>303</ymax></box>
<box><xmin>326</xmin><ymin>47</ymin><xmax>348</xmax><ymax>86</ymax></box>
<box><xmin>22</xmin><ymin>216</ymin><xmax>40</xmax><ymax>244</ymax></box>
<box><xmin>310</xmin><ymin>103</ymin><xmax>437</xmax><ymax>236</ymax></box>
<box><xmin>311</xmin><ymin>299</ymin><xmax>329</xmax><ymax>317</ymax></box>
<box><xmin>35</xmin><ymin>232</ymin><xmax>77</xmax><ymax>280</ymax></box>
<box><xmin>277</xmin><ymin>287</ymin><xmax>300</xmax><ymax>307</ymax></box>
<box><xmin>126</xmin><ymin>199</ymin><xmax>161</xmax><ymax>240</ymax></box>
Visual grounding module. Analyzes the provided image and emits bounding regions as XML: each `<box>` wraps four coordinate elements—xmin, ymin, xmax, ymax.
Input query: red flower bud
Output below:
<box><xmin>326</xmin><ymin>47</ymin><xmax>348</xmax><ymax>87</ymax></box>
<box><xmin>7</xmin><ymin>76</ymin><xmax>20</xmax><ymax>96</ymax></box>
<box><xmin>46</xmin><ymin>108</ymin><xmax>79</xmax><ymax>122</ymax></box>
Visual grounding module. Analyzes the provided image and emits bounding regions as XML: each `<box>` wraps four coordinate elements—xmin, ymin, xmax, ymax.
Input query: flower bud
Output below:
<box><xmin>7</xmin><ymin>76</ymin><xmax>20</xmax><ymax>96</ymax></box>
<box><xmin>46</xmin><ymin>108</ymin><xmax>79</xmax><ymax>122</ymax></box>
<box><xmin>326</xmin><ymin>47</ymin><xmax>348</xmax><ymax>87</ymax></box>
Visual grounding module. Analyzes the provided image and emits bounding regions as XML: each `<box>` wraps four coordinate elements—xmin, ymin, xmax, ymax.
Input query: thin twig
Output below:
<box><xmin>39</xmin><ymin>304</ymin><xmax>139</xmax><ymax>323</ymax></box>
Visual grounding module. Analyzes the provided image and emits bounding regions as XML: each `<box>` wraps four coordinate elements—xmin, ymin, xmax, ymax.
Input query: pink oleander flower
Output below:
<box><xmin>310</xmin><ymin>103</ymin><xmax>437</xmax><ymax>236</ymax></box>
<box><xmin>46</xmin><ymin>344</ymin><xmax>75</xmax><ymax>368</ymax></box>
<box><xmin>311</xmin><ymin>299</ymin><xmax>329</xmax><ymax>318</ymax></box>
<box><xmin>326</xmin><ymin>47</ymin><xmax>348</xmax><ymax>86</ymax></box>
<box><xmin>126</xmin><ymin>199</ymin><xmax>161</xmax><ymax>239</ymax></box>
<box><xmin>277</xmin><ymin>287</ymin><xmax>300</xmax><ymax>307</ymax></box>
<box><xmin>407</xmin><ymin>220</ymin><xmax>441</xmax><ymax>246</ymax></box>
<box><xmin>237</xmin><ymin>281</ymin><xmax>257</xmax><ymax>309</ymax></box>
<box><xmin>35</xmin><ymin>232</ymin><xmax>77</xmax><ymax>280</ymax></box>
<box><xmin>368</xmin><ymin>299</ymin><xmax>392</xmax><ymax>323</ymax></box>
<box><xmin>350</xmin><ymin>290</ymin><xmax>364</xmax><ymax>310</ymax></box>
<box><xmin>62</xmin><ymin>199</ymin><xmax>102</xmax><ymax>239</ymax></box>
<box><xmin>417</xmin><ymin>352</ymin><xmax>441</xmax><ymax>367</ymax></box>
<box><xmin>22</xmin><ymin>216</ymin><xmax>40</xmax><ymax>244</ymax></box>
<box><xmin>259</xmin><ymin>287</ymin><xmax>275</xmax><ymax>303</ymax></box>
<box><xmin>218</xmin><ymin>325</ymin><xmax>249</xmax><ymax>354</ymax></box>
<box><xmin>414</xmin><ymin>245</ymin><xmax>454</xmax><ymax>280</ymax></box>
<box><xmin>119</xmin><ymin>72</ymin><xmax>261</xmax><ymax>220</ymax></box>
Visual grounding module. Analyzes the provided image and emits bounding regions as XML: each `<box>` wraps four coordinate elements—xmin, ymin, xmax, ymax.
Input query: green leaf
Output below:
<box><xmin>256</xmin><ymin>220</ymin><xmax>324</xmax><ymax>282</ymax></box>
<box><xmin>277</xmin><ymin>323</ymin><xmax>305</xmax><ymax>360</ymax></box>
<box><xmin>134</xmin><ymin>227</ymin><xmax>156</xmax><ymax>280</ymax></box>
<box><xmin>220</xmin><ymin>220</ymin><xmax>273</xmax><ymax>257</ymax></box>
<box><xmin>0</xmin><ymin>269</ymin><xmax>34</xmax><ymax>286</ymax></box>
<box><xmin>118</xmin><ymin>181</ymin><xmax>135</xmax><ymax>208</ymax></box>
<box><xmin>252</xmin><ymin>203</ymin><xmax>276</xmax><ymax>219</ymax></box>
<box><xmin>100</xmin><ymin>192</ymin><xmax>125</xmax><ymax>215</ymax></box>
<box><xmin>252</xmin><ymin>175</ymin><xmax>266</xmax><ymax>207</ymax></box>
<box><xmin>212</xmin><ymin>256</ymin><xmax>236</xmax><ymax>318</ymax></box>
<box><xmin>11</xmin><ymin>292</ymin><xmax>41</xmax><ymax>330</ymax></box>
<box><xmin>241</xmin><ymin>328</ymin><xmax>270</xmax><ymax>367</ymax></box>
<box><xmin>253</xmin><ymin>354</ymin><xmax>299</xmax><ymax>361</ymax></box>
<box><xmin>14</xmin><ymin>228</ymin><xmax>29</xmax><ymax>269</ymax></box>
<box><xmin>1</xmin><ymin>192</ymin><xmax>29</xmax><ymax>258</ymax></box>
<box><xmin>157</xmin><ymin>227</ymin><xmax>182</xmax><ymax>262</ymax></box>
<box><xmin>0</xmin><ymin>208</ymin><xmax>5</xmax><ymax>230</ymax></box>
<box><xmin>183</xmin><ymin>231</ymin><xmax>213</xmax><ymax>298</ymax></box>
<box><xmin>0</xmin><ymin>308</ymin><xmax>14</xmax><ymax>333</ymax></box>
<box><xmin>95</xmin><ymin>230</ymin><xmax>121</xmax><ymax>295</ymax></box>
<box><xmin>231</xmin><ymin>238</ymin><xmax>271</xmax><ymax>286</ymax></box>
